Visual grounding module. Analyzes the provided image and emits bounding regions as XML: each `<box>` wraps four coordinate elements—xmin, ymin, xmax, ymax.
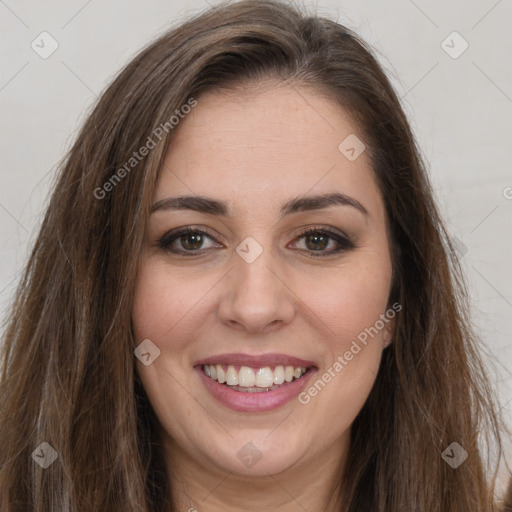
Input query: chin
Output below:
<box><xmin>203</xmin><ymin>429</ymin><xmax>310</xmax><ymax>477</ymax></box>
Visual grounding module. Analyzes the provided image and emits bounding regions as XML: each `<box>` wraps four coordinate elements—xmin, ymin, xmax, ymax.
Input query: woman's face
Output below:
<box><xmin>132</xmin><ymin>83</ymin><xmax>394</xmax><ymax>478</ymax></box>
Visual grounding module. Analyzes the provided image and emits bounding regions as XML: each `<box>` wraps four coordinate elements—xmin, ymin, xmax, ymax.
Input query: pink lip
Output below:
<box><xmin>194</xmin><ymin>353</ymin><xmax>316</xmax><ymax>368</ymax></box>
<box><xmin>196</xmin><ymin>365</ymin><xmax>318</xmax><ymax>413</ymax></box>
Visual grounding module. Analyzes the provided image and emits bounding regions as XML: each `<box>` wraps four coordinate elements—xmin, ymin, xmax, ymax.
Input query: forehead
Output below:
<box><xmin>155</xmin><ymin>83</ymin><xmax>383</xmax><ymax>218</ymax></box>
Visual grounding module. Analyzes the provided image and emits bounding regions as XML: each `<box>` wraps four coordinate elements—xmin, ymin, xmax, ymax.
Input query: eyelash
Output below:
<box><xmin>157</xmin><ymin>225</ymin><xmax>355</xmax><ymax>258</ymax></box>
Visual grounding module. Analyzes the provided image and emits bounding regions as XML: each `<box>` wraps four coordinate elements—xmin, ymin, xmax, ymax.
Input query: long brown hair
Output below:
<box><xmin>0</xmin><ymin>0</ymin><xmax>504</xmax><ymax>510</ymax></box>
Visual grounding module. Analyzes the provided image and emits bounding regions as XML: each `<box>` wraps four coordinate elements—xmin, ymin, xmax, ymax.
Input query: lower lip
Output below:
<box><xmin>196</xmin><ymin>366</ymin><xmax>317</xmax><ymax>413</ymax></box>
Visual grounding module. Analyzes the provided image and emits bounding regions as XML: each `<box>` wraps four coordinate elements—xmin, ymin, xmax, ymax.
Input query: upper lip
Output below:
<box><xmin>194</xmin><ymin>353</ymin><xmax>317</xmax><ymax>368</ymax></box>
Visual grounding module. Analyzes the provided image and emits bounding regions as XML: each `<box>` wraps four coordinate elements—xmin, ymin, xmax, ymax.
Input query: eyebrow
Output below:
<box><xmin>151</xmin><ymin>192</ymin><xmax>369</xmax><ymax>218</ymax></box>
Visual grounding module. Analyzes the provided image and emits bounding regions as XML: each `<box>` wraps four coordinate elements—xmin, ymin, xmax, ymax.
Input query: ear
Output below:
<box><xmin>382</xmin><ymin>317</ymin><xmax>395</xmax><ymax>348</ymax></box>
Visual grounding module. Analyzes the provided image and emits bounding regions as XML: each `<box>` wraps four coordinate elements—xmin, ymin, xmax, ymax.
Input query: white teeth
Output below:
<box><xmin>216</xmin><ymin>365</ymin><xmax>226</xmax><ymax>384</ymax></box>
<box><xmin>284</xmin><ymin>366</ymin><xmax>294</xmax><ymax>382</ymax></box>
<box><xmin>238</xmin><ymin>366</ymin><xmax>256</xmax><ymax>387</ymax></box>
<box><xmin>273</xmin><ymin>365</ymin><xmax>285</xmax><ymax>385</ymax></box>
<box><xmin>226</xmin><ymin>365</ymin><xmax>238</xmax><ymax>385</ymax></box>
<box><xmin>255</xmin><ymin>367</ymin><xmax>274</xmax><ymax>387</ymax></box>
<box><xmin>203</xmin><ymin>364</ymin><xmax>308</xmax><ymax>388</ymax></box>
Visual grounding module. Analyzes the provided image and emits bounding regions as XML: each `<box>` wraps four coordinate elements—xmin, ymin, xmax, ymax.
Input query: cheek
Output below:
<box><xmin>294</xmin><ymin>257</ymin><xmax>393</xmax><ymax>351</ymax></box>
<box><xmin>131</xmin><ymin>260</ymin><xmax>209</xmax><ymax>349</ymax></box>
<box><xmin>131</xmin><ymin>263</ymin><xmax>208</xmax><ymax>437</ymax></box>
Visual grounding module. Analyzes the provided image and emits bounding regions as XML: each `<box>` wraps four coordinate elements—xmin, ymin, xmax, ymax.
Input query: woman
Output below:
<box><xmin>0</xmin><ymin>0</ymin><xmax>504</xmax><ymax>510</ymax></box>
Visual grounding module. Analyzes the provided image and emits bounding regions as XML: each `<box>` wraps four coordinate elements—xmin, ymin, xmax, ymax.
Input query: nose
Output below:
<box><xmin>217</xmin><ymin>250</ymin><xmax>296</xmax><ymax>334</ymax></box>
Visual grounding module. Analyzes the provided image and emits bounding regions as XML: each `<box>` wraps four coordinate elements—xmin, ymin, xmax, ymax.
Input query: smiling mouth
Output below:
<box><xmin>201</xmin><ymin>364</ymin><xmax>312</xmax><ymax>393</ymax></box>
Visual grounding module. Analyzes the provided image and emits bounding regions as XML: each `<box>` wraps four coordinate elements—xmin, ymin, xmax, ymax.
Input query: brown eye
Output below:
<box><xmin>292</xmin><ymin>227</ymin><xmax>355</xmax><ymax>257</ymax></box>
<box><xmin>180</xmin><ymin>232</ymin><xmax>204</xmax><ymax>250</ymax></box>
<box><xmin>158</xmin><ymin>227</ymin><xmax>220</xmax><ymax>255</ymax></box>
<box><xmin>304</xmin><ymin>232</ymin><xmax>330</xmax><ymax>251</ymax></box>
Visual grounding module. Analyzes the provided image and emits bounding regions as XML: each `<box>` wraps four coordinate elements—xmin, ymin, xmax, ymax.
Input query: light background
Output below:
<box><xmin>1</xmin><ymin>0</ymin><xmax>511</xmax><ymax>492</ymax></box>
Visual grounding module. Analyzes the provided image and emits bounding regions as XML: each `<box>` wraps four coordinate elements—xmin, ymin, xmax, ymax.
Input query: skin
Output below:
<box><xmin>132</xmin><ymin>81</ymin><xmax>395</xmax><ymax>512</ymax></box>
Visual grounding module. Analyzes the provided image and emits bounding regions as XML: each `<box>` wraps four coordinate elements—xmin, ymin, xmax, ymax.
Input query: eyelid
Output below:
<box><xmin>288</xmin><ymin>225</ymin><xmax>355</xmax><ymax>255</ymax></box>
<box><xmin>157</xmin><ymin>225</ymin><xmax>223</xmax><ymax>250</ymax></box>
<box><xmin>293</xmin><ymin>225</ymin><xmax>352</xmax><ymax>242</ymax></box>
